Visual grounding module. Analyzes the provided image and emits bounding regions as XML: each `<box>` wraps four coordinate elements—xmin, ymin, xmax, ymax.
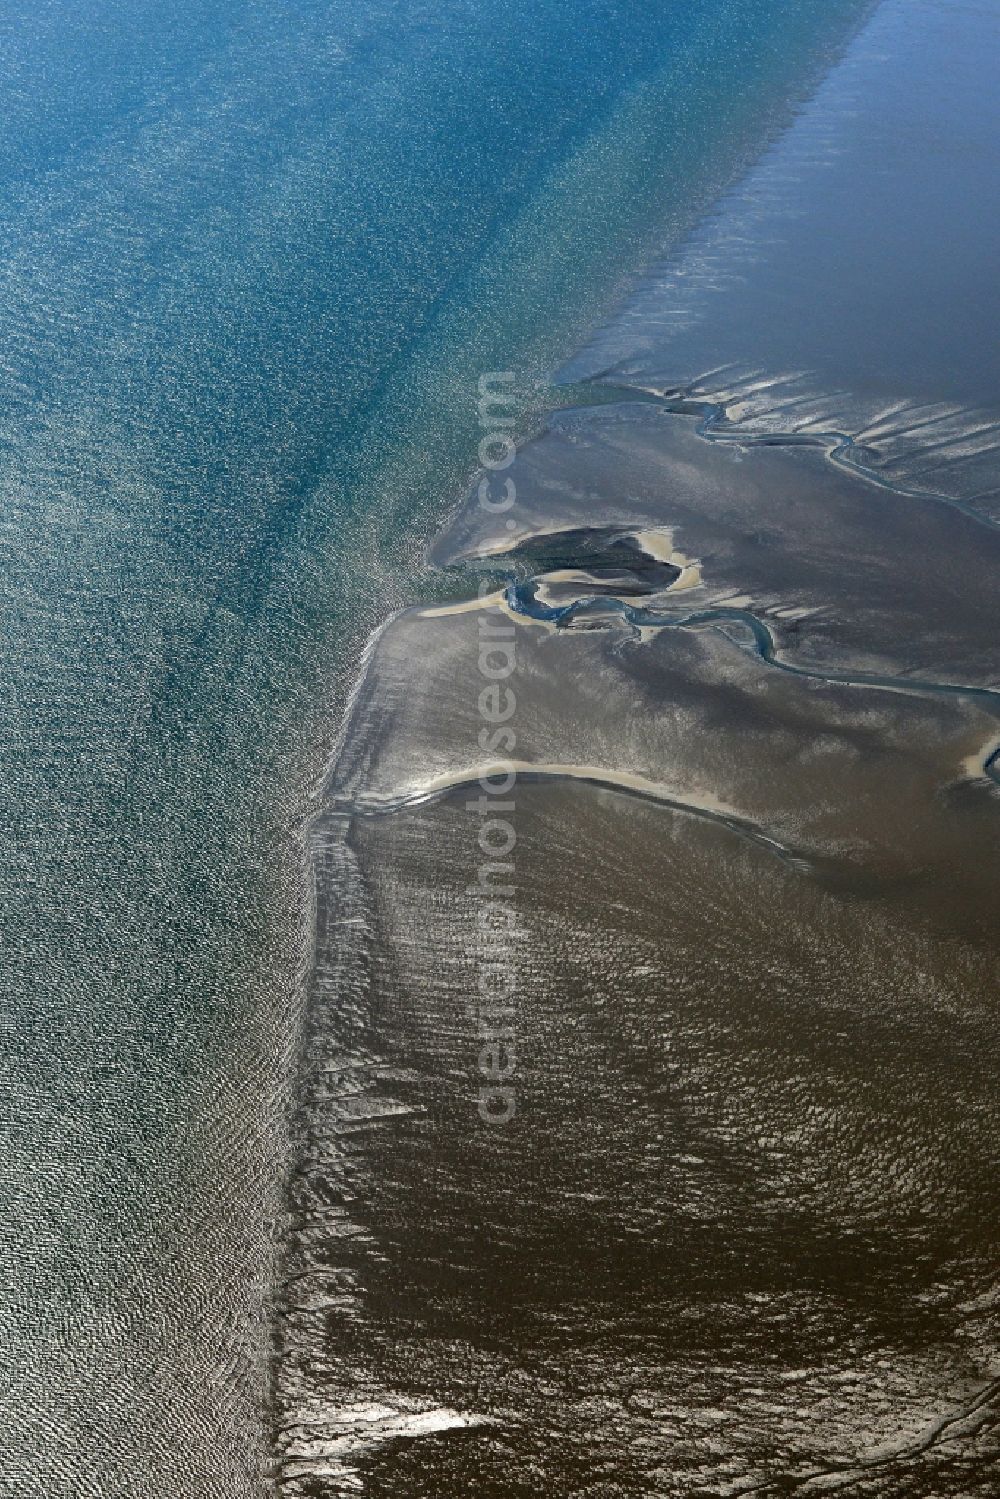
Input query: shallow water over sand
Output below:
<box><xmin>0</xmin><ymin>1</ymin><xmax>881</xmax><ymax>1494</ymax></box>
<box><xmin>275</xmin><ymin>1</ymin><xmax>1000</xmax><ymax>1492</ymax></box>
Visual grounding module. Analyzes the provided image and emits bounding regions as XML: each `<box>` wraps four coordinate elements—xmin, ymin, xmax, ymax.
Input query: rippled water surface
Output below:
<box><xmin>0</xmin><ymin>1</ymin><xmax>876</xmax><ymax>1493</ymax></box>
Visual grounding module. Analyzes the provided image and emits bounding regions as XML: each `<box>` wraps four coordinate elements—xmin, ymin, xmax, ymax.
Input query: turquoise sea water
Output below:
<box><xmin>0</xmin><ymin>3</ymin><xmax>870</xmax><ymax>1492</ymax></box>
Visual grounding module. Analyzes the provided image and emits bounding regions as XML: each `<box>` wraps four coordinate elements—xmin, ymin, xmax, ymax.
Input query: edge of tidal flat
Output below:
<box><xmin>272</xmin><ymin>390</ymin><xmax>1000</xmax><ymax>1489</ymax></box>
<box><xmin>266</xmin><ymin>7</ymin><xmax>1000</xmax><ymax>1498</ymax></box>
